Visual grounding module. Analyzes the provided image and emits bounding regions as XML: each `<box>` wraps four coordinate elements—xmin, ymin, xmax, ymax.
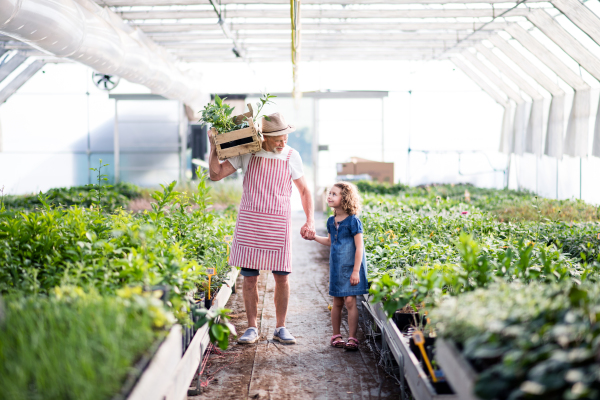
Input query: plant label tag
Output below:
<box><xmin>224</xmin><ymin>235</ymin><xmax>233</xmax><ymax>243</ymax></box>
<box><xmin>206</xmin><ymin>268</ymin><xmax>216</xmax><ymax>276</ymax></box>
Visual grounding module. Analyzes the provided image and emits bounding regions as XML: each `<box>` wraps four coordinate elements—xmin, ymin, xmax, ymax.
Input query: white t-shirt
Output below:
<box><xmin>228</xmin><ymin>145</ymin><xmax>304</xmax><ymax>180</ymax></box>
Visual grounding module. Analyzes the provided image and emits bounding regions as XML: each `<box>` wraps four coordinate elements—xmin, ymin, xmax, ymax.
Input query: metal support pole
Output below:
<box><xmin>406</xmin><ymin>90</ymin><xmax>412</xmax><ymax>185</ymax></box>
<box><xmin>556</xmin><ymin>158</ymin><xmax>559</xmax><ymax>200</ymax></box>
<box><xmin>381</xmin><ymin>97</ymin><xmax>385</xmax><ymax>162</ymax></box>
<box><xmin>114</xmin><ymin>100</ymin><xmax>120</xmax><ymax>184</ymax></box>
<box><xmin>179</xmin><ymin>102</ymin><xmax>187</xmax><ymax>184</ymax></box>
<box><xmin>580</xmin><ymin>157</ymin><xmax>582</xmax><ymax>200</ymax></box>
<box><xmin>312</xmin><ymin>97</ymin><xmax>320</xmax><ymax>208</ymax></box>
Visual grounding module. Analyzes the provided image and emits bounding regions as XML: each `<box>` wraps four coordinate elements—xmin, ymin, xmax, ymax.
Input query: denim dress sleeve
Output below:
<box><xmin>350</xmin><ymin>215</ymin><xmax>363</xmax><ymax>236</ymax></box>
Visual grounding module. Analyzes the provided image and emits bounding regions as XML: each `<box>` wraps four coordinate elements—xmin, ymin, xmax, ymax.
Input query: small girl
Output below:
<box><xmin>308</xmin><ymin>182</ymin><xmax>369</xmax><ymax>351</ymax></box>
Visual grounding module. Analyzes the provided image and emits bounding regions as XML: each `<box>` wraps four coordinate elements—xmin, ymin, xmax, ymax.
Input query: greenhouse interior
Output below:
<box><xmin>1</xmin><ymin>0</ymin><xmax>600</xmax><ymax>398</ymax></box>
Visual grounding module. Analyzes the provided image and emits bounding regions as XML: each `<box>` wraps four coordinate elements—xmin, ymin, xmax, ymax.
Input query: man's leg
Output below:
<box><xmin>243</xmin><ymin>275</ymin><xmax>259</xmax><ymax>327</ymax></box>
<box><xmin>273</xmin><ymin>273</ymin><xmax>290</xmax><ymax>328</ymax></box>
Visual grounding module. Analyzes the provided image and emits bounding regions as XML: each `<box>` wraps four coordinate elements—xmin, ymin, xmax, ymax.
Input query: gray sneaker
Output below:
<box><xmin>273</xmin><ymin>327</ymin><xmax>296</xmax><ymax>344</ymax></box>
<box><xmin>238</xmin><ymin>327</ymin><xmax>259</xmax><ymax>344</ymax></box>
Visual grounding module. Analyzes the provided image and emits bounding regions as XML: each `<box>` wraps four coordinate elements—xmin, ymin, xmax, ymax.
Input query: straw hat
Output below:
<box><xmin>261</xmin><ymin>113</ymin><xmax>296</xmax><ymax>136</ymax></box>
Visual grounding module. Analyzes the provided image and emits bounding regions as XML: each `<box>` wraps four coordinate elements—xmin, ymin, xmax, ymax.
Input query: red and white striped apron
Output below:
<box><xmin>229</xmin><ymin>149</ymin><xmax>294</xmax><ymax>272</ymax></box>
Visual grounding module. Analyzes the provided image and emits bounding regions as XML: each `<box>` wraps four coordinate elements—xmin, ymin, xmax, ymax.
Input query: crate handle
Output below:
<box><xmin>242</xmin><ymin>103</ymin><xmax>254</xmax><ymax>121</ymax></box>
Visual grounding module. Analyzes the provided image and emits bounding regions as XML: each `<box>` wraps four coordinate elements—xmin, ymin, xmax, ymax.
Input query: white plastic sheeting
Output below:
<box><xmin>564</xmin><ymin>90</ymin><xmax>591</xmax><ymax>158</ymax></box>
<box><xmin>594</xmin><ymin>107</ymin><xmax>600</xmax><ymax>158</ymax></box>
<box><xmin>512</xmin><ymin>102</ymin><xmax>530</xmax><ymax>156</ymax></box>
<box><xmin>0</xmin><ymin>0</ymin><xmax>206</xmax><ymax>109</ymax></box>
<box><xmin>525</xmin><ymin>99</ymin><xmax>545</xmax><ymax>155</ymax></box>
<box><xmin>507</xmin><ymin>24</ymin><xmax>591</xmax><ymax>159</ymax></box>
<box><xmin>499</xmin><ymin>104</ymin><xmax>515</xmax><ymax>154</ymax></box>
<box><xmin>545</xmin><ymin>95</ymin><xmax>566</xmax><ymax>159</ymax></box>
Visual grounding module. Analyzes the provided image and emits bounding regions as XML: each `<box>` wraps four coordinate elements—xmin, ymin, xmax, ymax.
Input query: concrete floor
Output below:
<box><xmin>188</xmin><ymin>212</ymin><xmax>400</xmax><ymax>399</ymax></box>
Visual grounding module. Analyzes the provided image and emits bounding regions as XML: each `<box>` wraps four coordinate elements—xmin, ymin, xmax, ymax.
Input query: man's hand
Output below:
<box><xmin>300</xmin><ymin>220</ymin><xmax>315</xmax><ymax>240</ymax></box>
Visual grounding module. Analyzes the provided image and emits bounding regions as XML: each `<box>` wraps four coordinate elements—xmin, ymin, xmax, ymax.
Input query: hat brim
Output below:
<box><xmin>262</xmin><ymin>125</ymin><xmax>296</xmax><ymax>136</ymax></box>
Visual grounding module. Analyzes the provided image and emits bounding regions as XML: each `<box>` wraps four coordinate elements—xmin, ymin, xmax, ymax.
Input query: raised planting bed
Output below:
<box><xmin>125</xmin><ymin>267</ymin><xmax>239</xmax><ymax>400</ymax></box>
<box><xmin>435</xmin><ymin>338</ymin><xmax>479</xmax><ymax>400</ymax></box>
<box><xmin>363</xmin><ymin>295</ymin><xmax>457</xmax><ymax>400</ymax></box>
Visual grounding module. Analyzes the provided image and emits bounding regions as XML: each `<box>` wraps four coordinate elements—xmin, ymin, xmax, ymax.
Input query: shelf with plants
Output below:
<box><xmin>355</xmin><ymin>183</ymin><xmax>600</xmax><ymax>400</ymax></box>
<box><xmin>0</xmin><ymin>165</ymin><xmax>238</xmax><ymax>400</ymax></box>
<box><xmin>361</xmin><ymin>294</ymin><xmax>457</xmax><ymax>400</ymax></box>
<box><xmin>431</xmin><ymin>281</ymin><xmax>600</xmax><ymax>400</ymax></box>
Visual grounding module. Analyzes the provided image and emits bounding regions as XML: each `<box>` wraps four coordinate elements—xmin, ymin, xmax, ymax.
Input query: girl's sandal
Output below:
<box><xmin>330</xmin><ymin>334</ymin><xmax>345</xmax><ymax>348</ymax></box>
<box><xmin>345</xmin><ymin>337</ymin><xmax>359</xmax><ymax>351</ymax></box>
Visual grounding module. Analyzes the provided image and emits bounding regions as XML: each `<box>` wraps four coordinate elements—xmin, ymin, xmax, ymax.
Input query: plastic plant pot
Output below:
<box><xmin>392</xmin><ymin>311</ymin><xmax>426</xmax><ymax>332</ymax></box>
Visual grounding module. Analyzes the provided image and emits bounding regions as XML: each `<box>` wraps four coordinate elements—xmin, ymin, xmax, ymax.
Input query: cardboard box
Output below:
<box><xmin>337</xmin><ymin>157</ymin><xmax>394</xmax><ymax>183</ymax></box>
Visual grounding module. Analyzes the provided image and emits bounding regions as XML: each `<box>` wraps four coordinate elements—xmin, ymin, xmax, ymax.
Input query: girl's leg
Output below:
<box><xmin>331</xmin><ymin>297</ymin><xmax>344</xmax><ymax>335</ymax></box>
<box><xmin>344</xmin><ymin>296</ymin><xmax>358</xmax><ymax>338</ymax></box>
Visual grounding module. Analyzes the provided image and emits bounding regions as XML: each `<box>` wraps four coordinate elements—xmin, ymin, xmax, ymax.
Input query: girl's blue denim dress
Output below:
<box><xmin>327</xmin><ymin>214</ymin><xmax>369</xmax><ymax>297</ymax></box>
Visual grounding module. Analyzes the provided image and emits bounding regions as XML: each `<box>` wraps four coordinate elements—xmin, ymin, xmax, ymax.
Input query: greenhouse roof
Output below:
<box><xmin>1</xmin><ymin>0</ymin><xmax>600</xmax><ymax>158</ymax></box>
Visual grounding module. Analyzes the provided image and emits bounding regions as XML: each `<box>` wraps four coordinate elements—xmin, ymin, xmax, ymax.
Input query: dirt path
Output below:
<box><xmin>188</xmin><ymin>212</ymin><xmax>400</xmax><ymax>399</ymax></box>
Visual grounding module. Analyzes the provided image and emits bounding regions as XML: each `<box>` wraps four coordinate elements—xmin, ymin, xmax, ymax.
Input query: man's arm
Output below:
<box><xmin>208</xmin><ymin>132</ymin><xmax>237</xmax><ymax>181</ymax></box>
<box><xmin>293</xmin><ymin>176</ymin><xmax>315</xmax><ymax>239</ymax></box>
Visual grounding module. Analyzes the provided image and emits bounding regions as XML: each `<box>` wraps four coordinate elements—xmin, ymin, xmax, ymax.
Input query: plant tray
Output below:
<box><xmin>363</xmin><ymin>295</ymin><xmax>457</xmax><ymax>400</ymax></box>
<box><xmin>211</xmin><ymin>103</ymin><xmax>262</xmax><ymax>161</ymax></box>
<box><xmin>435</xmin><ymin>338</ymin><xmax>481</xmax><ymax>400</ymax></box>
<box><xmin>124</xmin><ymin>267</ymin><xmax>239</xmax><ymax>400</ymax></box>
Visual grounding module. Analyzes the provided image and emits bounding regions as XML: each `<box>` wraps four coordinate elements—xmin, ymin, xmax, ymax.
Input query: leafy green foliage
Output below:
<box><xmin>364</xmin><ymin>187</ymin><xmax>600</xmax><ymax>317</ymax></box>
<box><xmin>194</xmin><ymin>307</ymin><xmax>237</xmax><ymax>350</ymax></box>
<box><xmin>431</xmin><ymin>281</ymin><xmax>600</xmax><ymax>400</ymax></box>
<box><xmin>0</xmin><ymin>287</ymin><xmax>173</xmax><ymax>400</ymax></box>
<box><xmin>200</xmin><ymin>93</ymin><xmax>277</xmax><ymax>134</ymax></box>
<box><xmin>0</xmin><ymin>169</ymin><xmax>235</xmax><ymax>322</ymax></box>
<box><xmin>2</xmin><ymin>181</ymin><xmax>141</xmax><ymax>212</ymax></box>
<box><xmin>355</xmin><ymin>180</ymin><xmax>408</xmax><ymax>195</ymax></box>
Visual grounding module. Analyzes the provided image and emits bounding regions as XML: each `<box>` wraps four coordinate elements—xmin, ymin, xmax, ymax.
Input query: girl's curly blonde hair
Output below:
<box><xmin>332</xmin><ymin>181</ymin><xmax>362</xmax><ymax>216</ymax></box>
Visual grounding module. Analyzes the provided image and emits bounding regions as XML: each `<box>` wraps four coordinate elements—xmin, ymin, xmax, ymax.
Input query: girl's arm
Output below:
<box><xmin>311</xmin><ymin>233</ymin><xmax>331</xmax><ymax>246</ymax></box>
<box><xmin>350</xmin><ymin>233</ymin><xmax>364</xmax><ymax>286</ymax></box>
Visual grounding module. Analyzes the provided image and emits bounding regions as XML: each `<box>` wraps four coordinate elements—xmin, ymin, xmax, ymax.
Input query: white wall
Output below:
<box><xmin>1</xmin><ymin>58</ymin><xmax>599</xmax><ymax>205</ymax></box>
<box><xmin>0</xmin><ymin>61</ymin><xmax>181</xmax><ymax>194</ymax></box>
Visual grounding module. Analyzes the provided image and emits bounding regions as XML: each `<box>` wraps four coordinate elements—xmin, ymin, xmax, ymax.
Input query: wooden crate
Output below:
<box><xmin>211</xmin><ymin>103</ymin><xmax>262</xmax><ymax>161</ymax></box>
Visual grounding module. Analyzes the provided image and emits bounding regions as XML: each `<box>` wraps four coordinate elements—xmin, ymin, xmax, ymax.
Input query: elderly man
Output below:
<box><xmin>208</xmin><ymin>112</ymin><xmax>315</xmax><ymax>345</ymax></box>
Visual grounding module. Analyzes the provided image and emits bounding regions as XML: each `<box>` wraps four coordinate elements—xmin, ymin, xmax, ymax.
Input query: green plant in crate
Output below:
<box><xmin>200</xmin><ymin>93</ymin><xmax>277</xmax><ymax>134</ymax></box>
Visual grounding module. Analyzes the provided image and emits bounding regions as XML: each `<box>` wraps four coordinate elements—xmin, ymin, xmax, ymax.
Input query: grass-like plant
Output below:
<box><xmin>0</xmin><ymin>288</ymin><xmax>173</xmax><ymax>400</ymax></box>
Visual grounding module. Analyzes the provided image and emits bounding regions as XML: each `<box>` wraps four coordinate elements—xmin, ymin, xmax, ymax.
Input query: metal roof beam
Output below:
<box><xmin>506</xmin><ymin>24</ymin><xmax>588</xmax><ymax>90</ymax></box>
<box><xmin>450</xmin><ymin>57</ymin><xmax>508</xmax><ymax>107</ymax></box>
<box><xmin>0</xmin><ymin>51</ymin><xmax>27</xmax><ymax>83</ymax></box>
<box><xmin>488</xmin><ymin>34</ymin><xmax>563</xmax><ymax>95</ymax></box>
<box><xmin>550</xmin><ymin>0</ymin><xmax>600</xmax><ymax>46</ymax></box>
<box><xmin>138</xmin><ymin>21</ymin><xmax>510</xmax><ymax>33</ymax></box>
<box><xmin>527</xmin><ymin>9</ymin><xmax>600</xmax><ymax>81</ymax></box>
<box><xmin>119</xmin><ymin>8</ymin><xmax>533</xmax><ymax>20</ymax></box>
<box><xmin>99</xmin><ymin>0</ymin><xmax>549</xmax><ymax>5</ymax></box>
<box><xmin>475</xmin><ymin>43</ymin><xmax>544</xmax><ymax>100</ymax></box>
<box><xmin>461</xmin><ymin>50</ymin><xmax>525</xmax><ymax>103</ymax></box>
<box><xmin>163</xmin><ymin>40</ymin><xmax>478</xmax><ymax>49</ymax></box>
<box><xmin>149</xmin><ymin>31</ymin><xmax>493</xmax><ymax>42</ymax></box>
<box><xmin>0</xmin><ymin>60</ymin><xmax>44</xmax><ymax>104</ymax></box>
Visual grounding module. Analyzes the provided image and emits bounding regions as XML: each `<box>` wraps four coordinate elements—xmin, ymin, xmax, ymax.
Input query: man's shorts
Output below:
<box><xmin>240</xmin><ymin>267</ymin><xmax>291</xmax><ymax>277</ymax></box>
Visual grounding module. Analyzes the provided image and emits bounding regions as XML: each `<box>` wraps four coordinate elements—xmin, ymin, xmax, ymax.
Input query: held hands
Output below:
<box><xmin>350</xmin><ymin>271</ymin><xmax>360</xmax><ymax>286</ymax></box>
<box><xmin>300</xmin><ymin>221</ymin><xmax>316</xmax><ymax>240</ymax></box>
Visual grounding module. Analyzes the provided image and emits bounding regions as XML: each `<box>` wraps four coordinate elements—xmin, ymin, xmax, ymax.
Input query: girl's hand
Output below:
<box><xmin>350</xmin><ymin>271</ymin><xmax>360</xmax><ymax>286</ymax></box>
